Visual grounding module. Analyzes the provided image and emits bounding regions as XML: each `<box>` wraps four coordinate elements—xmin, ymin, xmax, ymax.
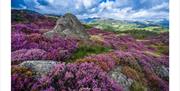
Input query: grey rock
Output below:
<box><xmin>19</xmin><ymin>60</ymin><xmax>57</xmax><ymax>77</ymax></box>
<box><xmin>155</xmin><ymin>65</ymin><xmax>169</xmax><ymax>79</ymax></box>
<box><xmin>108</xmin><ymin>66</ymin><xmax>134</xmax><ymax>91</ymax></box>
<box><xmin>44</xmin><ymin>13</ymin><xmax>89</xmax><ymax>40</ymax></box>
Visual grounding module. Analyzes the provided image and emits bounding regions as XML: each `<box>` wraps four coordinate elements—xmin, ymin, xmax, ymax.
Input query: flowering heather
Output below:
<box><xmin>31</xmin><ymin>62</ymin><xmax>123</xmax><ymax>91</ymax></box>
<box><xmin>87</xmin><ymin>28</ymin><xmax>148</xmax><ymax>51</ymax></box>
<box><xmin>11</xmin><ymin>32</ymin><xmax>78</xmax><ymax>62</ymax></box>
<box><xmin>11</xmin><ymin>32</ymin><xmax>27</xmax><ymax>51</ymax></box>
<box><xmin>76</xmin><ymin>53</ymin><xmax>116</xmax><ymax>71</ymax></box>
<box><xmin>11</xmin><ymin>49</ymin><xmax>48</xmax><ymax>64</ymax></box>
<box><xmin>12</xmin><ymin>24</ymin><xmax>40</xmax><ymax>33</ymax></box>
<box><xmin>76</xmin><ymin>50</ymin><xmax>169</xmax><ymax>91</ymax></box>
<box><xmin>12</xmin><ymin>32</ymin><xmax>78</xmax><ymax>51</ymax></box>
<box><xmin>87</xmin><ymin>28</ymin><xmax>115</xmax><ymax>35</ymax></box>
<box><xmin>11</xmin><ymin>10</ymin><xmax>169</xmax><ymax>91</ymax></box>
<box><xmin>11</xmin><ymin>66</ymin><xmax>37</xmax><ymax>91</ymax></box>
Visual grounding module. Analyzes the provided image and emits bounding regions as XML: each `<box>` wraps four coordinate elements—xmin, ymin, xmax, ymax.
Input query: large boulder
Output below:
<box><xmin>44</xmin><ymin>13</ymin><xmax>89</xmax><ymax>40</ymax></box>
<box><xmin>19</xmin><ymin>60</ymin><xmax>57</xmax><ymax>77</ymax></box>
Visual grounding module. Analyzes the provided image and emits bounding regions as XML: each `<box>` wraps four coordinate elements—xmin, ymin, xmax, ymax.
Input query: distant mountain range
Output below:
<box><xmin>81</xmin><ymin>17</ymin><xmax>169</xmax><ymax>28</ymax></box>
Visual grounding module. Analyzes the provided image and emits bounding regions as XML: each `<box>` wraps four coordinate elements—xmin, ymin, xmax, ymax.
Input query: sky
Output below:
<box><xmin>12</xmin><ymin>0</ymin><xmax>169</xmax><ymax>21</ymax></box>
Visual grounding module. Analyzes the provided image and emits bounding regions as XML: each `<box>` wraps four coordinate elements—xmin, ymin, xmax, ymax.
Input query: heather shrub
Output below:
<box><xmin>90</xmin><ymin>35</ymin><xmax>105</xmax><ymax>45</ymax></box>
<box><xmin>138</xmin><ymin>59</ymin><xmax>169</xmax><ymax>91</ymax></box>
<box><xmin>147</xmin><ymin>74</ymin><xmax>169</xmax><ymax>91</ymax></box>
<box><xmin>11</xmin><ymin>66</ymin><xmax>37</xmax><ymax>91</ymax></box>
<box><xmin>12</xmin><ymin>30</ymin><xmax>78</xmax><ymax>52</ymax></box>
<box><xmin>26</xmin><ymin>33</ymin><xmax>43</xmax><ymax>42</ymax></box>
<box><xmin>87</xmin><ymin>28</ymin><xmax>114</xmax><ymax>35</ymax></box>
<box><xmin>12</xmin><ymin>33</ymin><xmax>78</xmax><ymax>62</ymax></box>
<box><xmin>11</xmin><ymin>49</ymin><xmax>48</xmax><ymax>64</ymax></box>
<box><xmin>121</xmin><ymin>66</ymin><xmax>141</xmax><ymax>81</ymax></box>
<box><xmin>11</xmin><ymin>33</ymin><xmax>27</xmax><ymax>51</ymax></box>
<box><xmin>31</xmin><ymin>62</ymin><xmax>123</xmax><ymax>91</ymax></box>
<box><xmin>103</xmin><ymin>34</ymin><xmax>147</xmax><ymax>51</ymax></box>
<box><xmin>46</xmin><ymin>49</ymin><xmax>71</xmax><ymax>61</ymax></box>
<box><xmin>106</xmin><ymin>50</ymin><xmax>168</xmax><ymax>90</ymax></box>
<box><xmin>76</xmin><ymin>58</ymin><xmax>110</xmax><ymax>71</ymax></box>
<box><xmin>112</xmin><ymin>51</ymin><xmax>142</xmax><ymax>72</ymax></box>
<box><xmin>12</xmin><ymin>24</ymin><xmax>40</xmax><ymax>34</ymax></box>
<box><xmin>85</xmin><ymin>54</ymin><xmax>116</xmax><ymax>71</ymax></box>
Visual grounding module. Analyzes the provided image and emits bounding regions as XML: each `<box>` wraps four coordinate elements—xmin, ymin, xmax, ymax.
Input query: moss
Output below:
<box><xmin>130</xmin><ymin>81</ymin><xmax>147</xmax><ymax>91</ymax></box>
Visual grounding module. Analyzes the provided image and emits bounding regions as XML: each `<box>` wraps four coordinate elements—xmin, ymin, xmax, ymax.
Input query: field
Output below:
<box><xmin>11</xmin><ymin>9</ymin><xmax>169</xmax><ymax>91</ymax></box>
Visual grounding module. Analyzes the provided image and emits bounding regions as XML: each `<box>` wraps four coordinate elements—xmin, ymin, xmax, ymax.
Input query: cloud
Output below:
<box><xmin>151</xmin><ymin>2</ymin><xmax>169</xmax><ymax>11</ymax></box>
<box><xmin>11</xmin><ymin>0</ymin><xmax>169</xmax><ymax>20</ymax></box>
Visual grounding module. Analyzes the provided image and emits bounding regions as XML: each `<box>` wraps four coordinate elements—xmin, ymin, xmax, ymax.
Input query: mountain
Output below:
<box><xmin>11</xmin><ymin>9</ymin><xmax>46</xmax><ymax>23</ymax></box>
<box><xmin>11</xmin><ymin>9</ymin><xmax>59</xmax><ymax>24</ymax></box>
<box><xmin>145</xmin><ymin>19</ymin><xmax>169</xmax><ymax>28</ymax></box>
<box><xmin>12</xmin><ymin>9</ymin><xmax>42</xmax><ymax>15</ymax></box>
<box><xmin>85</xmin><ymin>18</ymin><xmax>169</xmax><ymax>32</ymax></box>
<box><xmin>85</xmin><ymin>17</ymin><xmax>169</xmax><ymax>28</ymax></box>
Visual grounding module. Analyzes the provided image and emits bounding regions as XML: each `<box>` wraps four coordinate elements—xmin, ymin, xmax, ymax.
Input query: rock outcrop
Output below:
<box><xmin>19</xmin><ymin>60</ymin><xmax>57</xmax><ymax>77</ymax></box>
<box><xmin>108</xmin><ymin>66</ymin><xmax>134</xmax><ymax>91</ymax></box>
<box><xmin>44</xmin><ymin>13</ymin><xmax>89</xmax><ymax>40</ymax></box>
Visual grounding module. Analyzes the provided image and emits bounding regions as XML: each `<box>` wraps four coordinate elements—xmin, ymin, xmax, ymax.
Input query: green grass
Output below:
<box><xmin>70</xmin><ymin>45</ymin><xmax>111</xmax><ymax>60</ymax></box>
<box><xmin>150</xmin><ymin>44</ymin><xmax>169</xmax><ymax>55</ymax></box>
<box><xmin>130</xmin><ymin>81</ymin><xmax>147</xmax><ymax>91</ymax></box>
<box><xmin>83</xmin><ymin>24</ymin><xmax>94</xmax><ymax>29</ymax></box>
<box><xmin>117</xmin><ymin>29</ymin><xmax>159</xmax><ymax>39</ymax></box>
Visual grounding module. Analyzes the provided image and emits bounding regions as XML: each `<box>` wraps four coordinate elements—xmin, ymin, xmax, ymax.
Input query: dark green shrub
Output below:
<box><xmin>70</xmin><ymin>45</ymin><xmax>111</xmax><ymax>60</ymax></box>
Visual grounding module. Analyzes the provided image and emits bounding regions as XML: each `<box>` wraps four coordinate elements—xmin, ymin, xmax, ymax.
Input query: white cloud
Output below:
<box><xmin>151</xmin><ymin>2</ymin><xmax>169</xmax><ymax>11</ymax></box>
<box><xmin>46</xmin><ymin>0</ymin><xmax>54</xmax><ymax>4</ymax></box>
<box><xmin>19</xmin><ymin>4</ymin><xmax>27</xmax><ymax>9</ymax></box>
<box><xmin>81</xmin><ymin>0</ymin><xmax>93</xmax><ymax>8</ymax></box>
